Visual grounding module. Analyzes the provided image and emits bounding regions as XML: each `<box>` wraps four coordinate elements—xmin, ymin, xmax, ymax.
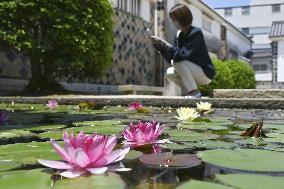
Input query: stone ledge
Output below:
<box><xmin>213</xmin><ymin>89</ymin><xmax>284</xmax><ymax>98</ymax></box>
<box><xmin>0</xmin><ymin>95</ymin><xmax>284</xmax><ymax>109</ymax></box>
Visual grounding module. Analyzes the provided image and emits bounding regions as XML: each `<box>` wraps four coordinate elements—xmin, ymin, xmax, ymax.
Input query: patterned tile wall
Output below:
<box><xmin>0</xmin><ymin>9</ymin><xmax>156</xmax><ymax>86</ymax></box>
<box><xmin>95</xmin><ymin>9</ymin><xmax>156</xmax><ymax>85</ymax></box>
<box><xmin>0</xmin><ymin>49</ymin><xmax>31</xmax><ymax>79</ymax></box>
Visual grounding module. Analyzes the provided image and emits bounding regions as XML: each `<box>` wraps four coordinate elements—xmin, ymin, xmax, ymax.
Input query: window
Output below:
<box><xmin>241</xmin><ymin>28</ymin><xmax>250</xmax><ymax>35</ymax></box>
<box><xmin>202</xmin><ymin>15</ymin><xmax>212</xmax><ymax>32</ymax></box>
<box><xmin>242</xmin><ymin>6</ymin><xmax>250</xmax><ymax>15</ymax></box>
<box><xmin>117</xmin><ymin>0</ymin><xmax>127</xmax><ymax>11</ymax></box>
<box><xmin>272</xmin><ymin>4</ymin><xmax>281</xmax><ymax>13</ymax></box>
<box><xmin>250</xmin><ymin>27</ymin><xmax>270</xmax><ymax>34</ymax></box>
<box><xmin>117</xmin><ymin>0</ymin><xmax>140</xmax><ymax>16</ymax></box>
<box><xmin>224</xmin><ymin>8</ymin><xmax>232</xmax><ymax>16</ymax></box>
<box><xmin>253</xmin><ymin>64</ymin><xmax>269</xmax><ymax>73</ymax></box>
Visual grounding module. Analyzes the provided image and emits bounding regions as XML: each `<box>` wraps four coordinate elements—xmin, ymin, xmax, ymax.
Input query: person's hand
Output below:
<box><xmin>150</xmin><ymin>36</ymin><xmax>162</xmax><ymax>46</ymax></box>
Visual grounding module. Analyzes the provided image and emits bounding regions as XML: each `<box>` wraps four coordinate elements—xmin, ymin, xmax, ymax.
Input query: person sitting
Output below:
<box><xmin>151</xmin><ymin>3</ymin><xmax>215</xmax><ymax>98</ymax></box>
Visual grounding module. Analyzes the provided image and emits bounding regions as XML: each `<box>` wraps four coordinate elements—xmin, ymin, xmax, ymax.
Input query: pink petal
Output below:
<box><xmin>64</xmin><ymin>140</ymin><xmax>77</xmax><ymax>164</ymax></box>
<box><xmin>37</xmin><ymin>159</ymin><xmax>73</xmax><ymax>169</ymax></box>
<box><xmin>50</xmin><ymin>139</ymin><xmax>72</xmax><ymax>163</ymax></box>
<box><xmin>122</xmin><ymin>129</ymin><xmax>134</xmax><ymax>141</ymax></box>
<box><xmin>86</xmin><ymin>167</ymin><xmax>108</xmax><ymax>174</ymax></box>
<box><xmin>88</xmin><ymin>137</ymin><xmax>107</xmax><ymax>162</ymax></box>
<box><xmin>60</xmin><ymin>169</ymin><xmax>86</xmax><ymax>178</ymax></box>
<box><xmin>75</xmin><ymin>149</ymin><xmax>90</xmax><ymax>168</ymax></box>
<box><xmin>133</xmin><ymin>130</ymin><xmax>145</xmax><ymax>143</ymax></box>
<box><xmin>96</xmin><ymin>147</ymin><xmax>130</xmax><ymax>166</ymax></box>
<box><xmin>103</xmin><ymin>135</ymin><xmax>117</xmax><ymax>155</ymax></box>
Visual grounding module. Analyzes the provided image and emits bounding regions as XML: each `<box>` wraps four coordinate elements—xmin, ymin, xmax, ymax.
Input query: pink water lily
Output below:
<box><xmin>47</xmin><ymin>100</ymin><xmax>58</xmax><ymax>110</ymax></box>
<box><xmin>128</xmin><ymin>102</ymin><xmax>143</xmax><ymax>110</ymax></box>
<box><xmin>37</xmin><ymin>132</ymin><xmax>130</xmax><ymax>178</ymax></box>
<box><xmin>0</xmin><ymin>111</ymin><xmax>9</xmax><ymax>123</ymax></box>
<box><xmin>122</xmin><ymin>121</ymin><xmax>165</xmax><ymax>145</ymax></box>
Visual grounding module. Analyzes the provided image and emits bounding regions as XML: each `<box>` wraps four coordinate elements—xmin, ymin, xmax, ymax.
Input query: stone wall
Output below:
<box><xmin>0</xmin><ymin>9</ymin><xmax>157</xmax><ymax>93</ymax></box>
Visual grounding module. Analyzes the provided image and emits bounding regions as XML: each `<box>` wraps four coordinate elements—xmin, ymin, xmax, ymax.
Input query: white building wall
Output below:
<box><xmin>251</xmin><ymin>0</ymin><xmax>284</xmax><ymax>5</ymax></box>
<box><xmin>216</xmin><ymin>3</ymin><xmax>284</xmax><ymax>46</ymax></box>
<box><xmin>255</xmin><ymin>73</ymin><xmax>272</xmax><ymax>81</ymax></box>
<box><xmin>140</xmin><ymin>0</ymin><xmax>151</xmax><ymax>22</ymax></box>
<box><xmin>227</xmin><ymin>29</ymin><xmax>251</xmax><ymax>55</ymax></box>
<box><xmin>254</xmin><ymin>58</ymin><xmax>272</xmax><ymax>81</ymax></box>
<box><xmin>277</xmin><ymin>41</ymin><xmax>284</xmax><ymax>82</ymax></box>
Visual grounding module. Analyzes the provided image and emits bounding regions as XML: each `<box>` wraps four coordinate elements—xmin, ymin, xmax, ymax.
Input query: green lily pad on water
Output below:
<box><xmin>0</xmin><ymin>123</ymin><xmax>65</xmax><ymax>132</ymax></box>
<box><xmin>0</xmin><ymin>142</ymin><xmax>60</xmax><ymax>166</ymax></box>
<box><xmin>197</xmin><ymin>149</ymin><xmax>284</xmax><ymax>172</ymax></box>
<box><xmin>167</xmin><ymin>130</ymin><xmax>219</xmax><ymax>142</ymax></box>
<box><xmin>194</xmin><ymin>140</ymin><xmax>237</xmax><ymax>149</ymax></box>
<box><xmin>177</xmin><ymin>123</ymin><xmax>228</xmax><ymax>131</ymax></box>
<box><xmin>0</xmin><ymin>169</ymin><xmax>51</xmax><ymax>189</ymax></box>
<box><xmin>216</xmin><ymin>174</ymin><xmax>284</xmax><ymax>189</ymax></box>
<box><xmin>264</xmin><ymin>133</ymin><xmax>284</xmax><ymax>143</ymax></box>
<box><xmin>235</xmin><ymin>138</ymin><xmax>268</xmax><ymax>146</ymax></box>
<box><xmin>38</xmin><ymin>120</ymin><xmax>125</xmax><ymax>140</ymax></box>
<box><xmin>55</xmin><ymin>172</ymin><xmax>125</xmax><ymax>189</ymax></box>
<box><xmin>0</xmin><ymin>129</ymin><xmax>33</xmax><ymax>139</ymax></box>
<box><xmin>160</xmin><ymin>143</ymin><xmax>195</xmax><ymax>150</ymax></box>
<box><xmin>124</xmin><ymin>150</ymin><xmax>143</xmax><ymax>160</ymax></box>
<box><xmin>176</xmin><ymin>180</ymin><xmax>233</xmax><ymax>189</ymax></box>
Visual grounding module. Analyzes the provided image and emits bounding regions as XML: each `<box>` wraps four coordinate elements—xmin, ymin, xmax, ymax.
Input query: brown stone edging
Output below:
<box><xmin>213</xmin><ymin>89</ymin><xmax>284</xmax><ymax>98</ymax></box>
<box><xmin>0</xmin><ymin>95</ymin><xmax>283</xmax><ymax>109</ymax></box>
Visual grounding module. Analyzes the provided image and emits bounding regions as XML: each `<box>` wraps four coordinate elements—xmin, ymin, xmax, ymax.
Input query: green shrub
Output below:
<box><xmin>0</xmin><ymin>0</ymin><xmax>113</xmax><ymax>90</ymax></box>
<box><xmin>226</xmin><ymin>60</ymin><xmax>256</xmax><ymax>89</ymax></box>
<box><xmin>199</xmin><ymin>58</ymin><xmax>234</xmax><ymax>95</ymax></box>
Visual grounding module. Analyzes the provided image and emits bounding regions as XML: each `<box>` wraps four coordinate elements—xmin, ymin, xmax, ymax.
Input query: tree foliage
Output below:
<box><xmin>0</xmin><ymin>0</ymin><xmax>113</xmax><ymax>90</ymax></box>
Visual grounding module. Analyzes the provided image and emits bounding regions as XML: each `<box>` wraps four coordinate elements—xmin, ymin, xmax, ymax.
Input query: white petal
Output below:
<box><xmin>60</xmin><ymin>169</ymin><xmax>86</xmax><ymax>178</ymax></box>
<box><xmin>86</xmin><ymin>167</ymin><xmax>108</xmax><ymax>174</ymax></box>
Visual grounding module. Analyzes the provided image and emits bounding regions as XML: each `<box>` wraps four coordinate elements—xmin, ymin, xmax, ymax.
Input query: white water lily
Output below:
<box><xmin>196</xmin><ymin>102</ymin><xmax>212</xmax><ymax>112</ymax></box>
<box><xmin>175</xmin><ymin>107</ymin><xmax>200</xmax><ymax>121</ymax></box>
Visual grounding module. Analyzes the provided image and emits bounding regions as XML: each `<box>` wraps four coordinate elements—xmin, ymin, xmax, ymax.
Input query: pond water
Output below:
<box><xmin>0</xmin><ymin>103</ymin><xmax>284</xmax><ymax>189</ymax></box>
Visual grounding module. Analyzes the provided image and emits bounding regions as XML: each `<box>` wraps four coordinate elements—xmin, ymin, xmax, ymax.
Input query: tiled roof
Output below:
<box><xmin>269</xmin><ymin>21</ymin><xmax>284</xmax><ymax>38</ymax></box>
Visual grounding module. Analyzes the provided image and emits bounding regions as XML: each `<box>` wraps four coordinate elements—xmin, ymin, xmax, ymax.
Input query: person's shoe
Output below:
<box><xmin>184</xmin><ymin>90</ymin><xmax>202</xmax><ymax>99</ymax></box>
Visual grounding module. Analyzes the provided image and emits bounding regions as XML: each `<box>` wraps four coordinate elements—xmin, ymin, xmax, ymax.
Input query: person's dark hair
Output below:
<box><xmin>169</xmin><ymin>4</ymin><xmax>193</xmax><ymax>27</ymax></box>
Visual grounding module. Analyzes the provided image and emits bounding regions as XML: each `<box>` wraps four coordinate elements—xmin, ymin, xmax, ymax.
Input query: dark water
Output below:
<box><xmin>1</xmin><ymin>104</ymin><xmax>284</xmax><ymax>188</ymax></box>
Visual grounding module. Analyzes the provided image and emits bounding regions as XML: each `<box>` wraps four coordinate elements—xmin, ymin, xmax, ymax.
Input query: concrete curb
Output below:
<box><xmin>0</xmin><ymin>95</ymin><xmax>283</xmax><ymax>109</ymax></box>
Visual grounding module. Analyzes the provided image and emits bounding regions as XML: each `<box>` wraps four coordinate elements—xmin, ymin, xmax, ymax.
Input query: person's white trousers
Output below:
<box><xmin>165</xmin><ymin>60</ymin><xmax>211</xmax><ymax>93</ymax></box>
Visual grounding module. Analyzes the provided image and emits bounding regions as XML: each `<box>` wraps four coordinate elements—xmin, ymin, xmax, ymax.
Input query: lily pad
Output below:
<box><xmin>0</xmin><ymin>142</ymin><xmax>60</xmax><ymax>166</ymax></box>
<box><xmin>178</xmin><ymin>123</ymin><xmax>228</xmax><ymax>131</ymax></box>
<box><xmin>0</xmin><ymin>123</ymin><xmax>65</xmax><ymax>132</ymax></box>
<box><xmin>194</xmin><ymin>140</ymin><xmax>237</xmax><ymax>149</ymax></box>
<box><xmin>264</xmin><ymin>133</ymin><xmax>284</xmax><ymax>143</ymax></box>
<box><xmin>0</xmin><ymin>169</ymin><xmax>51</xmax><ymax>189</ymax></box>
<box><xmin>38</xmin><ymin>120</ymin><xmax>125</xmax><ymax>140</ymax></box>
<box><xmin>235</xmin><ymin>138</ymin><xmax>268</xmax><ymax>146</ymax></box>
<box><xmin>160</xmin><ymin>143</ymin><xmax>195</xmax><ymax>150</ymax></box>
<box><xmin>124</xmin><ymin>150</ymin><xmax>143</xmax><ymax>160</ymax></box>
<box><xmin>216</xmin><ymin>174</ymin><xmax>284</xmax><ymax>189</ymax></box>
<box><xmin>0</xmin><ymin>129</ymin><xmax>34</xmax><ymax>139</ymax></box>
<box><xmin>197</xmin><ymin>149</ymin><xmax>284</xmax><ymax>172</ymax></box>
<box><xmin>167</xmin><ymin>130</ymin><xmax>219</xmax><ymax>142</ymax></box>
<box><xmin>55</xmin><ymin>172</ymin><xmax>125</xmax><ymax>189</ymax></box>
<box><xmin>176</xmin><ymin>180</ymin><xmax>232</xmax><ymax>189</ymax></box>
<box><xmin>139</xmin><ymin>153</ymin><xmax>201</xmax><ymax>169</ymax></box>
